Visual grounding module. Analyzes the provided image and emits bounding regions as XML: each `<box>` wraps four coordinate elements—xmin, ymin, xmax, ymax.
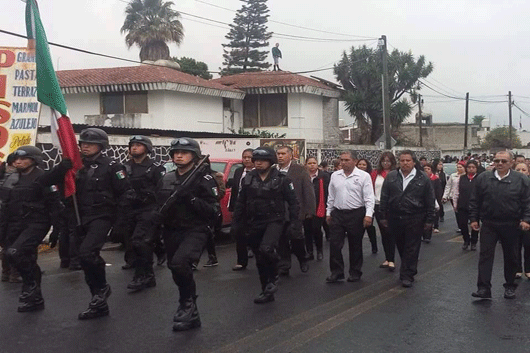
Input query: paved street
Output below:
<box><xmin>2</xmin><ymin>207</ymin><xmax>530</xmax><ymax>353</ymax></box>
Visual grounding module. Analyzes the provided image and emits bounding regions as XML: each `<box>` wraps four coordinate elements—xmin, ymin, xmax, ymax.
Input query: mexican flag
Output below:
<box><xmin>25</xmin><ymin>0</ymin><xmax>82</xmax><ymax>198</ymax></box>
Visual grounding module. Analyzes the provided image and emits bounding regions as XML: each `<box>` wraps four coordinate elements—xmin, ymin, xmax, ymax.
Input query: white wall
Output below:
<box><xmin>150</xmin><ymin>91</ymin><xmax>224</xmax><ymax>132</ymax></box>
<box><xmin>64</xmin><ymin>93</ymin><xmax>100</xmax><ymax>124</ymax></box>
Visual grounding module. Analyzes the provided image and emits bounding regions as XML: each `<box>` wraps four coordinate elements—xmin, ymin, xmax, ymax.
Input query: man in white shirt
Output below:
<box><xmin>326</xmin><ymin>150</ymin><xmax>375</xmax><ymax>283</ymax></box>
<box><xmin>379</xmin><ymin>150</ymin><xmax>436</xmax><ymax>288</ymax></box>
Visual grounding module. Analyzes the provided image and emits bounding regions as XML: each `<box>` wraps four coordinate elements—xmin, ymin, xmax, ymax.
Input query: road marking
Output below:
<box><xmin>215</xmin><ymin>251</ymin><xmax>474</xmax><ymax>353</ymax></box>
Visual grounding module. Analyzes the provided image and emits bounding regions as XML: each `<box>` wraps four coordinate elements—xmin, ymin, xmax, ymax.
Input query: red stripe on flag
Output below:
<box><xmin>56</xmin><ymin>115</ymin><xmax>82</xmax><ymax>198</ymax></box>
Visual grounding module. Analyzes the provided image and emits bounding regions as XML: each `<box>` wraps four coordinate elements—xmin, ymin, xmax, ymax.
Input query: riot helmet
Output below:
<box><xmin>169</xmin><ymin>137</ymin><xmax>201</xmax><ymax>158</ymax></box>
<box><xmin>12</xmin><ymin>145</ymin><xmax>44</xmax><ymax>166</ymax></box>
<box><xmin>129</xmin><ymin>135</ymin><xmax>153</xmax><ymax>153</ymax></box>
<box><xmin>78</xmin><ymin>128</ymin><xmax>109</xmax><ymax>149</ymax></box>
<box><xmin>251</xmin><ymin>147</ymin><xmax>277</xmax><ymax>164</ymax></box>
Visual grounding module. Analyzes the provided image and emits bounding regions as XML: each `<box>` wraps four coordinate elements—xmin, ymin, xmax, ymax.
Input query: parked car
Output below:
<box><xmin>163</xmin><ymin>158</ymin><xmax>242</xmax><ymax>226</ymax></box>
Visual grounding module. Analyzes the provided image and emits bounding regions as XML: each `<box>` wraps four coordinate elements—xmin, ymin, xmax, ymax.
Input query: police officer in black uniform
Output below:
<box><xmin>233</xmin><ymin>147</ymin><xmax>300</xmax><ymax>304</ymax></box>
<box><xmin>1</xmin><ymin>146</ymin><xmax>64</xmax><ymax>312</ymax></box>
<box><xmin>156</xmin><ymin>137</ymin><xmax>219</xmax><ymax>331</ymax></box>
<box><xmin>123</xmin><ymin>135</ymin><xmax>165</xmax><ymax>291</ymax></box>
<box><xmin>76</xmin><ymin>128</ymin><xmax>133</xmax><ymax>320</ymax></box>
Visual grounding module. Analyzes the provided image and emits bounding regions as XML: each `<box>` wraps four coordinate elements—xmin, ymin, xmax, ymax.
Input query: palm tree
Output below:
<box><xmin>121</xmin><ymin>0</ymin><xmax>184</xmax><ymax>62</ymax></box>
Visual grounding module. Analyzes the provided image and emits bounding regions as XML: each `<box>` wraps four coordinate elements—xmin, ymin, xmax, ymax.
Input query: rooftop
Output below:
<box><xmin>57</xmin><ymin>65</ymin><xmax>244</xmax><ymax>99</ymax></box>
<box><xmin>213</xmin><ymin>71</ymin><xmax>341</xmax><ymax>98</ymax></box>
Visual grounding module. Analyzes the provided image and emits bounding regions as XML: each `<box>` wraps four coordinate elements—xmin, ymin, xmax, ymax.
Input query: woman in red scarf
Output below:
<box><xmin>453</xmin><ymin>160</ymin><xmax>479</xmax><ymax>250</ymax></box>
<box><xmin>423</xmin><ymin>163</ymin><xmax>444</xmax><ymax>241</ymax></box>
<box><xmin>304</xmin><ymin>157</ymin><xmax>330</xmax><ymax>261</ymax></box>
<box><xmin>370</xmin><ymin>152</ymin><xmax>397</xmax><ymax>271</ymax></box>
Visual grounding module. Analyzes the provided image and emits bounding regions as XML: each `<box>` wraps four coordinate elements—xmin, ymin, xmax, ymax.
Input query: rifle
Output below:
<box><xmin>158</xmin><ymin>154</ymin><xmax>210</xmax><ymax>217</ymax></box>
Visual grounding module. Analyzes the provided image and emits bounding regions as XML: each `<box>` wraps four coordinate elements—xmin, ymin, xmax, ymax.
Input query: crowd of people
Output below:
<box><xmin>1</xmin><ymin>136</ymin><xmax>530</xmax><ymax>331</ymax></box>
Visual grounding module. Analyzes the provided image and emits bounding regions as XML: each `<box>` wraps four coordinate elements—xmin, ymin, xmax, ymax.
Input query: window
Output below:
<box><xmin>210</xmin><ymin>162</ymin><xmax>227</xmax><ymax>174</ymax></box>
<box><xmin>101</xmin><ymin>91</ymin><xmax>148</xmax><ymax>114</ymax></box>
<box><xmin>243</xmin><ymin>94</ymin><xmax>288</xmax><ymax>128</ymax></box>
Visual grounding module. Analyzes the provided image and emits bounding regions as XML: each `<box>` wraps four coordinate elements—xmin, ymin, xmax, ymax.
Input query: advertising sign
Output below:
<box><xmin>0</xmin><ymin>47</ymin><xmax>40</xmax><ymax>160</ymax></box>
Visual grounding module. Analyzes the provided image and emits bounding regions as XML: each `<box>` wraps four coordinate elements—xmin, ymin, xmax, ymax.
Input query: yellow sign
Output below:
<box><xmin>0</xmin><ymin>47</ymin><xmax>40</xmax><ymax>160</ymax></box>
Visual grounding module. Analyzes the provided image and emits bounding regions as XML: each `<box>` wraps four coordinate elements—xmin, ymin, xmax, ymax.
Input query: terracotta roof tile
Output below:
<box><xmin>57</xmin><ymin>65</ymin><xmax>242</xmax><ymax>93</ymax></box>
<box><xmin>213</xmin><ymin>71</ymin><xmax>337</xmax><ymax>91</ymax></box>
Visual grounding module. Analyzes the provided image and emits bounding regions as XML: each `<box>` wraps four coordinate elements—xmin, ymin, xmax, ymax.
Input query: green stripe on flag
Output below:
<box><xmin>25</xmin><ymin>0</ymin><xmax>68</xmax><ymax>116</ymax></box>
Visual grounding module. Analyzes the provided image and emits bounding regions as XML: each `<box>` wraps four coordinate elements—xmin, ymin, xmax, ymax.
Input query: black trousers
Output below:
<box><xmin>79</xmin><ymin>218</ymin><xmax>113</xmax><ymax>292</ymax></box>
<box><xmin>516</xmin><ymin>230</ymin><xmax>530</xmax><ymax>273</ymax></box>
<box><xmin>163</xmin><ymin>226</ymin><xmax>208</xmax><ymax>303</ymax></box>
<box><xmin>129</xmin><ymin>208</ymin><xmax>159</xmax><ymax>273</ymax></box>
<box><xmin>205</xmin><ymin>231</ymin><xmax>217</xmax><ymax>258</ymax></box>
<box><xmin>329</xmin><ymin>208</ymin><xmax>365</xmax><ymax>277</ymax></box>
<box><xmin>59</xmin><ymin>205</ymin><xmax>81</xmax><ymax>266</ymax></box>
<box><xmin>389</xmin><ymin>216</ymin><xmax>424</xmax><ymax>282</ymax></box>
<box><xmin>304</xmin><ymin>216</ymin><xmax>324</xmax><ymax>255</ymax></box>
<box><xmin>231</xmin><ymin>220</ymin><xmax>248</xmax><ymax>267</ymax></box>
<box><xmin>278</xmin><ymin>221</ymin><xmax>307</xmax><ymax>271</ymax></box>
<box><xmin>248</xmin><ymin>221</ymin><xmax>283</xmax><ymax>291</ymax></box>
<box><xmin>477</xmin><ymin>221</ymin><xmax>519</xmax><ymax>290</ymax></box>
<box><xmin>6</xmin><ymin>222</ymin><xmax>50</xmax><ymax>287</ymax></box>
<box><xmin>457</xmin><ymin>208</ymin><xmax>478</xmax><ymax>245</ymax></box>
<box><xmin>375</xmin><ymin>204</ymin><xmax>394</xmax><ymax>262</ymax></box>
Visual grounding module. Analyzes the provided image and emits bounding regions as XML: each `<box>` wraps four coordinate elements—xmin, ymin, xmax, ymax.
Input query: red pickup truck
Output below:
<box><xmin>164</xmin><ymin>158</ymin><xmax>242</xmax><ymax>226</ymax></box>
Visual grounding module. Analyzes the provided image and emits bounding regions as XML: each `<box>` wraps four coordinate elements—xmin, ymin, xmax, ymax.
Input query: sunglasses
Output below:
<box><xmin>252</xmin><ymin>149</ymin><xmax>270</xmax><ymax>156</ymax></box>
<box><xmin>129</xmin><ymin>135</ymin><xmax>144</xmax><ymax>142</ymax></box>
<box><xmin>13</xmin><ymin>149</ymin><xmax>28</xmax><ymax>156</ymax></box>
<box><xmin>171</xmin><ymin>138</ymin><xmax>191</xmax><ymax>146</ymax></box>
<box><xmin>493</xmin><ymin>159</ymin><xmax>509</xmax><ymax>164</ymax></box>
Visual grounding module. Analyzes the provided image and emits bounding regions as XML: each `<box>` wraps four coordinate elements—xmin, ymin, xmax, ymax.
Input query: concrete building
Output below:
<box><xmin>213</xmin><ymin>71</ymin><xmax>342</xmax><ymax>145</ymax></box>
<box><xmin>50</xmin><ymin>65</ymin><xmax>245</xmax><ymax>133</ymax></box>
<box><xmin>398</xmin><ymin>122</ymin><xmax>480</xmax><ymax>153</ymax></box>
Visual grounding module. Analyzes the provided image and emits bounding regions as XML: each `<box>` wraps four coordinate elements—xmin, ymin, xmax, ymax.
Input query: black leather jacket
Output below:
<box><xmin>379</xmin><ymin>169</ymin><xmax>436</xmax><ymax>223</ymax></box>
<box><xmin>469</xmin><ymin>170</ymin><xmax>530</xmax><ymax>224</ymax></box>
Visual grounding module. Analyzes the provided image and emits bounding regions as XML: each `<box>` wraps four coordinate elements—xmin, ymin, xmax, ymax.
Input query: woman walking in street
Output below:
<box><xmin>423</xmin><ymin>163</ymin><xmax>443</xmax><ymax>239</ymax></box>
<box><xmin>356</xmin><ymin>159</ymin><xmax>378</xmax><ymax>254</ymax></box>
<box><xmin>443</xmin><ymin>161</ymin><xmax>466</xmax><ymax>233</ymax></box>
<box><xmin>433</xmin><ymin>159</ymin><xmax>447</xmax><ymax>222</ymax></box>
<box><xmin>304</xmin><ymin>157</ymin><xmax>330</xmax><ymax>261</ymax></box>
<box><xmin>454</xmin><ymin>160</ymin><xmax>479</xmax><ymax>250</ymax></box>
<box><xmin>515</xmin><ymin>162</ymin><xmax>530</xmax><ymax>278</ymax></box>
<box><xmin>370</xmin><ymin>152</ymin><xmax>397</xmax><ymax>271</ymax></box>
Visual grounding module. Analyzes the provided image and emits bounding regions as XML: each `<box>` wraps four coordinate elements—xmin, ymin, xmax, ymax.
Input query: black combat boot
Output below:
<box><xmin>78</xmin><ymin>284</ymin><xmax>112</xmax><ymax>320</ymax></box>
<box><xmin>17</xmin><ymin>283</ymin><xmax>45</xmax><ymax>312</ymax></box>
<box><xmin>127</xmin><ymin>267</ymin><xmax>156</xmax><ymax>291</ymax></box>
<box><xmin>173</xmin><ymin>296</ymin><xmax>201</xmax><ymax>331</ymax></box>
<box><xmin>254</xmin><ymin>292</ymin><xmax>275</xmax><ymax>304</ymax></box>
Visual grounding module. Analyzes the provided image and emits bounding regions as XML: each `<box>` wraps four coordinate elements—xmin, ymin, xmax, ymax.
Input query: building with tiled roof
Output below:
<box><xmin>42</xmin><ymin>65</ymin><xmax>245</xmax><ymax>134</ymax></box>
<box><xmin>213</xmin><ymin>71</ymin><xmax>342</xmax><ymax>144</ymax></box>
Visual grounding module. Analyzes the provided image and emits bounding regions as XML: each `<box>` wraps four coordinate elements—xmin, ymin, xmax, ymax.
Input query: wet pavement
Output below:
<box><xmin>1</xmin><ymin>206</ymin><xmax>530</xmax><ymax>353</ymax></box>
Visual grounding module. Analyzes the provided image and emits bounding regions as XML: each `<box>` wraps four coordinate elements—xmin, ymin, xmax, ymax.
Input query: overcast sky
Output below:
<box><xmin>2</xmin><ymin>0</ymin><xmax>530</xmax><ymax>128</ymax></box>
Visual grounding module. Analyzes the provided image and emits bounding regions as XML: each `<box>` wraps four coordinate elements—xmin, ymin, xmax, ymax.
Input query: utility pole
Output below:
<box><xmin>464</xmin><ymin>92</ymin><xmax>469</xmax><ymax>150</ymax></box>
<box><xmin>418</xmin><ymin>94</ymin><xmax>423</xmax><ymax>147</ymax></box>
<box><xmin>508</xmin><ymin>91</ymin><xmax>513</xmax><ymax>148</ymax></box>
<box><xmin>380</xmin><ymin>35</ymin><xmax>391</xmax><ymax>149</ymax></box>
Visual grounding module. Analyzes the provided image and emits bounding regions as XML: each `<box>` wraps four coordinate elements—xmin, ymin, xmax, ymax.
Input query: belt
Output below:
<box><xmin>334</xmin><ymin>207</ymin><xmax>365</xmax><ymax>213</ymax></box>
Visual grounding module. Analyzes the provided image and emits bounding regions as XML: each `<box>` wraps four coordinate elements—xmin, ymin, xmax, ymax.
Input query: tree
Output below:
<box><xmin>334</xmin><ymin>45</ymin><xmax>433</xmax><ymax>144</ymax></box>
<box><xmin>229</xmin><ymin>127</ymin><xmax>286</xmax><ymax>138</ymax></box>
<box><xmin>481</xmin><ymin>126</ymin><xmax>522</xmax><ymax>149</ymax></box>
<box><xmin>121</xmin><ymin>0</ymin><xmax>184</xmax><ymax>62</ymax></box>
<box><xmin>472</xmin><ymin>115</ymin><xmax>485</xmax><ymax>127</ymax></box>
<box><xmin>172</xmin><ymin>57</ymin><xmax>213</xmax><ymax>80</ymax></box>
<box><xmin>221</xmin><ymin>0</ymin><xmax>272</xmax><ymax>75</ymax></box>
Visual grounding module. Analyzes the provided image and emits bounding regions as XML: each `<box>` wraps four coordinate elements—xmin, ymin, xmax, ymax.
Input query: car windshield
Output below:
<box><xmin>210</xmin><ymin>162</ymin><xmax>227</xmax><ymax>174</ymax></box>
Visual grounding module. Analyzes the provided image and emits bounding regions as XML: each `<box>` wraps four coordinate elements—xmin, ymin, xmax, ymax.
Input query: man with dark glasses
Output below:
<box><xmin>122</xmin><ymin>135</ymin><xmax>165</xmax><ymax>292</ymax></box>
<box><xmin>470</xmin><ymin>151</ymin><xmax>530</xmax><ymax>300</ymax></box>
<box><xmin>156</xmin><ymin>137</ymin><xmax>220</xmax><ymax>331</ymax></box>
<box><xmin>75</xmin><ymin>128</ymin><xmax>134</xmax><ymax>320</ymax></box>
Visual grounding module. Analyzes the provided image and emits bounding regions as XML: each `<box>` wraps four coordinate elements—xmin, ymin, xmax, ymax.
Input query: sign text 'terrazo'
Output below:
<box><xmin>0</xmin><ymin>47</ymin><xmax>40</xmax><ymax>159</ymax></box>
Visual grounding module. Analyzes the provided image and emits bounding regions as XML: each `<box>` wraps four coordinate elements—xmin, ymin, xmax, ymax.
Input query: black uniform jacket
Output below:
<box><xmin>233</xmin><ymin>168</ymin><xmax>300</xmax><ymax>224</ymax></box>
<box><xmin>156</xmin><ymin>167</ymin><xmax>219</xmax><ymax>229</ymax></box>
<box><xmin>469</xmin><ymin>170</ymin><xmax>530</xmax><ymax>224</ymax></box>
<box><xmin>124</xmin><ymin>157</ymin><xmax>165</xmax><ymax>210</ymax></box>
<box><xmin>379</xmin><ymin>168</ymin><xmax>436</xmax><ymax>224</ymax></box>
<box><xmin>311</xmin><ymin>170</ymin><xmax>330</xmax><ymax>212</ymax></box>
<box><xmin>76</xmin><ymin>154</ymin><xmax>133</xmax><ymax>223</ymax></box>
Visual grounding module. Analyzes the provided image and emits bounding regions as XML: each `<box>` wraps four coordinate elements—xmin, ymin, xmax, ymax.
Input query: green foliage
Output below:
<box><xmin>121</xmin><ymin>0</ymin><xmax>184</xmax><ymax>62</ymax></box>
<box><xmin>481</xmin><ymin>126</ymin><xmax>522</xmax><ymax>149</ymax></box>
<box><xmin>221</xmin><ymin>0</ymin><xmax>273</xmax><ymax>76</ymax></box>
<box><xmin>472</xmin><ymin>115</ymin><xmax>485</xmax><ymax>127</ymax></box>
<box><xmin>172</xmin><ymin>57</ymin><xmax>213</xmax><ymax>80</ymax></box>
<box><xmin>229</xmin><ymin>127</ymin><xmax>286</xmax><ymax>138</ymax></box>
<box><xmin>334</xmin><ymin>45</ymin><xmax>433</xmax><ymax>144</ymax></box>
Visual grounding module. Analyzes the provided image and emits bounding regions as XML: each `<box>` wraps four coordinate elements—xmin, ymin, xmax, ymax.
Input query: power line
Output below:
<box><xmin>194</xmin><ymin>0</ymin><xmax>377</xmax><ymax>39</ymax></box>
<box><xmin>418</xmin><ymin>80</ymin><xmax>508</xmax><ymax>103</ymax></box>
